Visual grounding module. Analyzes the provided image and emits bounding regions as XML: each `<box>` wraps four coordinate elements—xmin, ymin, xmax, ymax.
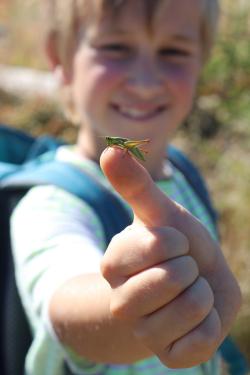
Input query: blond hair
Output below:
<box><xmin>45</xmin><ymin>0</ymin><xmax>220</xmax><ymax>66</ymax></box>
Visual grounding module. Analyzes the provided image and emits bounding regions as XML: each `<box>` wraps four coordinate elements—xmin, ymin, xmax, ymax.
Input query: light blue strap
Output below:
<box><xmin>2</xmin><ymin>159</ymin><xmax>132</xmax><ymax>245</ymax></box>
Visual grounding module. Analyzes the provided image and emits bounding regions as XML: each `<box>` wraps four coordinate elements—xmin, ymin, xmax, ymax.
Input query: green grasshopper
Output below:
<box><xmin>105</xmin><ymin>136</ymin><xmax>150</xmax><ymax>161</ymax></box>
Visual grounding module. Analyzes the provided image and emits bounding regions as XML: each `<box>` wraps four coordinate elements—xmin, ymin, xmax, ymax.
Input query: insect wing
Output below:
<box><xmin>129</xmin><ymin>146</ymin><xmax>146</xmax><ymax>161</ymax></box>
<box><xmin>124</xmin><ymin>139</ymin><xmax>149</xmax><ymax>148</ymax></box>
<box><xmin>105</xmin><ymin>137</ymin><xmax>149</xmax><ymax>161</ymax></box>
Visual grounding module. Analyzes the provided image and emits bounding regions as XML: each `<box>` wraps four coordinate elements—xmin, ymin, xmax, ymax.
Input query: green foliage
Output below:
<box><xmin>199</xmin><ymin>8</ymin><xmax>250</xmax><ymax>124</ymax></box>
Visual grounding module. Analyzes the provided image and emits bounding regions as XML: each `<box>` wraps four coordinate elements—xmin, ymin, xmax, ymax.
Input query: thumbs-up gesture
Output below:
<box><xmin>100</xmin><ymin>146</ymin><xmax>241</xmax><ymax>369</ymax></box>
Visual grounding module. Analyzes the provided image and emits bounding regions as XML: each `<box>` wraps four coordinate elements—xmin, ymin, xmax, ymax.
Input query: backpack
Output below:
<box><xmin>0</xmin><ymin>124</ymin><xmax>248</xmax><ymax>375</ymax></box>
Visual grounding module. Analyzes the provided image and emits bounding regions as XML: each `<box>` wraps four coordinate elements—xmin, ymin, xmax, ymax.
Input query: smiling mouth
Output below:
<box><xmin>111</xmin><ymin>103</ymin><xmax>166</xmax><ymax>121</ymax></box>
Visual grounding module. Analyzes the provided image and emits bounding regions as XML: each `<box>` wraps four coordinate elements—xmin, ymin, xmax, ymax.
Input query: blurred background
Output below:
<box><xmin>0</xmin><ymin>0</ymin><xmax>250</xmax><ymax>363</ymax></box>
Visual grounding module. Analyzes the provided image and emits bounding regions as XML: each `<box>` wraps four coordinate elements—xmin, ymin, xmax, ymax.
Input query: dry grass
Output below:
<box><xmin>0</xmin><ymin>0</ymin><xmax>46</xmax><ymax>68</ymax></box>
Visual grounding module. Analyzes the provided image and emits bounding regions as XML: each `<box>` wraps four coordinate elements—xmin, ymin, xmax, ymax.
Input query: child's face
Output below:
<box><xmin>70</xmin><ymin>0</ymin><xmax>202</xmax><ymax>158</ymax></box>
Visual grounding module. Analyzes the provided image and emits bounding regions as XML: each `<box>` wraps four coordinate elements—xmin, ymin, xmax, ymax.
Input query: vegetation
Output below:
<box><xmin>1</xmin><ymin>0</ymin><xmax>250</xmax><ymax>364</ymax></box>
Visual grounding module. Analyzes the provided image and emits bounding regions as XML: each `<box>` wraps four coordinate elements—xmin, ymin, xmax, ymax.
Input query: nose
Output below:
<box><xmin>125</xmin><ymin>54</ymin><xmax>164</xmax><ymax>99</ymax></box>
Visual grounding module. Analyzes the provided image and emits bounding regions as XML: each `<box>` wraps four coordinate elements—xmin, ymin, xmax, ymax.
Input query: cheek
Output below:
<box><xmin>166</xmin><ymin>63</ymin><xmax>199</xmax><ymax>105</ymax></box>
<box><xmin>73</xmin><ymin>56</ymin><xmax>125</xmax><ymax>109</ymax></box>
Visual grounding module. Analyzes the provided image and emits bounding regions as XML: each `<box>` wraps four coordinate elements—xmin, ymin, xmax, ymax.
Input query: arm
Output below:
<box><xmin>49</xmin><ymin>272</ymin><xmax>153</xmax><ymax>364</ymax></box>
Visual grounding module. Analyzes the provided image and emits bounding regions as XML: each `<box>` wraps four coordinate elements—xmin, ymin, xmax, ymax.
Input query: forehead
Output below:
<box><xmin>84</xmin><ymin>0</ymin><xmax>203</xmax><ymax>40</ymax></box>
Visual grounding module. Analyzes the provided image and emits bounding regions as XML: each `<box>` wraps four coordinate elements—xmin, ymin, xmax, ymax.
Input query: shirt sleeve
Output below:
<box><xmin>10</xmin><ymin>185</ymin><xmax>106</xmax><ymax>332</ymax></box>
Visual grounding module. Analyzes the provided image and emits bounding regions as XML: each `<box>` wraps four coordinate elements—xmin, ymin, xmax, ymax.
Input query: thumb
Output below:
<box><xmin>100</xmin><ymin>146</ymin><xmax>184</xmax><ymax>228</ymax></box>
<box><xmin>100</xmin><ymin>146</ymin><xmax>219</xmax><ymax>273</ymax></box>
<box><xmin>100</xmin><ymin>146</ymin><xmax>242</xmax><ymax>341</ymax></box>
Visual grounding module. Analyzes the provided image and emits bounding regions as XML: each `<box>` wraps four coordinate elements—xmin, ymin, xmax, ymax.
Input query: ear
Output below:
<box><xmin>45</xmin><ymin>31</ymin><xmax>73</xmax><ymax>85</ymax></box>
<box><xmin>45</xmin><ymin>31</ymin><xmax>60</xmax><ymax>70</ymax></box>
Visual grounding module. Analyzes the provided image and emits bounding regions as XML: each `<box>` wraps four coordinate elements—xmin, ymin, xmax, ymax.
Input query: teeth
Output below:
<box><xmin>122</xmin><ymin>108</ymin><xmax>150</xmax><ymax>117</ymax></box>
<box><xmin>118</xmin><ymin>106</ymin><xmax>160</xmax><ymax>119</ymax></box>
<box><xmin>112</xmin><ymin>103</ymin><xmax>165</xmax><ymax>120</ymax></box>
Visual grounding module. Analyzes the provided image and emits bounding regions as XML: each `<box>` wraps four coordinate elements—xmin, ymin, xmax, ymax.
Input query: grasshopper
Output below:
<box><xmin>105</xmin><ymin>136</ymin><xmax>150</xmax><ymax>161</ymax></box>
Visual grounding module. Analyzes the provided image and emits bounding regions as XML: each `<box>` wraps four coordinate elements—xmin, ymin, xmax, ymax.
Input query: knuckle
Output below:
<box><xmin>158</xmin><ymin>342</ymin><xmax>215</xmax><ymax>369</ymax></box>
<box><xmin>136</xmin><ymin>227</ymin><xmax>190</xmax><ymax>266</ymax></box>
<box><xmin>157</xmin><ymin>345</ymin><xmax>198</xmax><ymax>369</ymax></box>
<box><xmin>172</xmin><ymin>228</ymin><xmax>189</xmax><ymax>253</ymax></box>
<box><xmin>110</xmin><ymin>300</ymin><xmax>124</xmax><ymax>318</ymax></box>
<box><xmin>109</xmin><ymin>295</ymin><xmax>129</xmax><ymax>319</ymax></box>
<box><xmin>163</xmin><ymin>264</ymin><xmax>183</xmax><ymax>292</ymax></box>
<box><xmin>151</xmin><ymin>266</ymin><xmax>171</xmax><ymax>288</ymax></box>
<box><xmin>109</xmin><ymin>288</ymin><xmax>141</xmax><ymax>320</ymax></box>
<box><xmin>191</xmin><ymin>340</ymin><xmax>218</xmax><ymax>364</ymax></box>
<box><xmin>164</xmin><ymin>227</ymin><xmax>190</xmax><ymax>256</ymax></box>
<box><xmin>196</xmin><ymin>314</ymin><xmax>221</xmax><ymax>352</ymax></box>
<box><xmin>158</xmin><ymin>353</ymin><xmax>183</xmax><ymax>369</ymax></box>
<box><xmin>100</xmin><ymin>232</ymin><xmax>126</xmax><ymax>282</ymax></box>
<box><xmin>167</xmin><ymin>256</ymin><xmax>197</xmax><ymax>288</ymax></box>
<box><xmin>142</xmin><ymin>230</ymin><xmax>163</xmax><ymax>252</ymax></box>
<box><xmin>184</xmin><ymin>296</ymin><xmax>208</xmax><ymax>322</ymax></box>
<box><xmin>100</xmin><ymin>257</ymin><xmax>113</xmax><ymax>281</ymax></box>
<box><xmin>182</xmin><ymin>278</ymin><xmax>214</xmax><ymax>321</ymax></box>
<box><xmin>133</xmin><ymin>317</ymin><xmax>169</xmax><ymax>354</ymax></box>
<box><xmin>200</xmin><ymin>346</ymin><xmax>217</xmax><ymax>363</ymax></box>
<box><xmin>100</xmin><ymin>239</ymin><xmax>118</xmax><ymax>280</ymax></box>
<box><xmin>100</xmin><ymin>256</ymin><xmax>121</xmax><ymax>287</ymax></box>
<box><xmin>183</xmin><ymin>255</ymin><xmax>198</xmax><ymax>271</ymax></box>
<box><xmin>158</xmin><ymin>308</ymin><xmax>221</xmax><ymax>368</ymax></box>
<box><xmin>145</xmin><ymin>227</ymin><xmax>189</xmax><ymax>255</ymax></box>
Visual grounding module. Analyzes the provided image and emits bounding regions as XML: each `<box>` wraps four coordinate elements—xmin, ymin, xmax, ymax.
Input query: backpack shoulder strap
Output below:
<box><xmin>0</xmin><ymin>124</ymin><xmax>34</xmax><ymax>164</ymax></box>
<box><xmin>3</xmin><ymin>158</ymin><xmax>131</xmax><ymax>245</ymax></box>
<box><xmin>0</xmin><ymin>123</ymin><xmax>65</xmax><ymax>165</ymax></box>
<box><xmin>167</xmin><ymin>145</ymin><xmax>218</xmax><ymax>226</ymax></box>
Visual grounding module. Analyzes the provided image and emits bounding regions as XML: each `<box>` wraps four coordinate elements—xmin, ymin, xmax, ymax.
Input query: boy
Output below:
<box><xmin>11</xmin><ymin>1</ymin><xmax>241</xmax><ymax>374</ymax></box>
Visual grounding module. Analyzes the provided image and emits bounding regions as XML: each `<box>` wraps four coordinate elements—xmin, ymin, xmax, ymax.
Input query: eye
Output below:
<box><xmin>159</xmin><ymin>48</ymin><xmax>190</xmax><ymax>58</ymax></box>
<box><xmin>99</xmin><ymin>43</ymin><xmax>131</xmax><ymax>57</ymax></box>
<box><xmin>103</xmin><ymin>43</ymin><xmax>127</xmax><ymax>51</ymax></box>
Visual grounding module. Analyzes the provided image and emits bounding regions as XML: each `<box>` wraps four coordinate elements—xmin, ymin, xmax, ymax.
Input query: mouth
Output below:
<box><xmin>111</xmin><ymin>103</ymin><xmax>166</xmax><ymax>121</ymax></box>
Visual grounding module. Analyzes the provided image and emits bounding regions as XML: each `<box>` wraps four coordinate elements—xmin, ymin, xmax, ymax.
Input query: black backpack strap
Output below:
<box><xmin>1</xmin><ymin>187</ymin><xmax>33</xmax><ymax>375</ymax></box>
<box><xmin>168</xmin><ymin>145</ymin><xmax>218</xmax><ymax>225</ymax></box>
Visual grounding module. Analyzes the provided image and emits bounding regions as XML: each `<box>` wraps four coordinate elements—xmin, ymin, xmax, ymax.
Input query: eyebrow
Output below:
<box><xmin>168</xmin><ymin>32</ymin><xmax>200</xmax><ymax>42</ymax></box>
<box><xmin>97</xmin><ymin>29</ymin><xmax>198</xmax><ymax>42</ymax></box>
<box><xmin>96</xmin><ymin>25</ymin><xmax>133</xmax><ymax>36</ymax></box>
<box><xmin>93</xmin><ymin>23</ymin><xmax>200</xmax><ymax>46</ymax></box>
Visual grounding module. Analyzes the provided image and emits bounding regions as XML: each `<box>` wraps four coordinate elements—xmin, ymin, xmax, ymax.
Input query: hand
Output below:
<box><xmin>100</xmin><ymin>147</ymin><xmax>241</xmax><ymax>368</ymax></box>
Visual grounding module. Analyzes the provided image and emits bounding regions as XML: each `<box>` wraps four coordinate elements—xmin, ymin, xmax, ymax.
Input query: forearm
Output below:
<box><xmin>49</xmin><ymin>272</ymin><xmax>152</xmax><ymax>364</ymax></box>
